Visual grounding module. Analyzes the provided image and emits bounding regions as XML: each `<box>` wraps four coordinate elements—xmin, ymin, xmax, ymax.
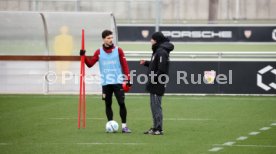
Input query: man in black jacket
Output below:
<box><xmin>140</xmin><ymin>32</ymin><xmax>174</xmax><ymax>135</ymax></box>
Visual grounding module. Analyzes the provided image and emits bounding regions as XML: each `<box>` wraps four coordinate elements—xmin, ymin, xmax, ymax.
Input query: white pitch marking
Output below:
<box><xmin>213</xmin><ymin>144</ymin><xmax>276</xmax><ymax>148</ymax></box>
<box><xmin>208</xmin><ymin>147</ymin><xmax>223</xmax><ymax>152</ymax></box>
<box><xmin>249</xmin><ymin>132</ymin><xmax>260</xmax><ymax>135</ymax></box>
<box><xmin>49</xmin><ymin>118</ymin><xmax>104</xmax><ymax>120</ymax></box>
<box><xmin>223</xmin><ymin>144</ymin><xmax>276</xmax><ymax>148</ymax></box>
<box><xmin>259</xmin><ymin>127</ymin><xmax>271</xmax><ymax>131</ymax></box>
<box><xmin>50</xmin><ymin>117</ymin><xmax>212</xmax><ymax>121</ymax></box>
<box><xmin>223</xmin><ymin>141</ymin><xmax>235</xmax><ymax>146</ymax></box>
<box><xmin>0</xmin><ymin>143</ymin><xmax>9</xmax><ymax>145</ymax></box>
<box><xmin>236</xmin><ymin>136</ymin><xmax>248</xmax><ymax>141</ymax></box>
<box><xmin>164</xmin><ymin>118</ymin><xmax>212</xmax><ymax>121</ymax></box>
<box><xmin>0</xmin><ymin>142</ymin><xmax>145</xmax><ymax>146</ymax></box>
<box><xmin>76</xmin><ymin>142</ymin><xmax>145</xmax><ymax>145</ymax></box>
<box><xmin>271</xmin><ymin>123</ymin><xmax>276</xmax><ymax>126</ymax></box>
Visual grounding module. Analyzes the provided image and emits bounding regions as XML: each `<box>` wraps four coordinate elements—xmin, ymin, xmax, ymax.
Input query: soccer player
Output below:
<box><xmin>140</xmin><ymin>32</ymin><xmax>174</xmax><ymax>135</ymax></box>
<box><xmin>80</xmin><ymin>30</ymin><xmax>132</xmax><ymax>133</ymax></box>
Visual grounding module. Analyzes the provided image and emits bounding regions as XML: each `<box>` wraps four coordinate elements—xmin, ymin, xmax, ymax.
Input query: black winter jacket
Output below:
<box><xmin>144</xmin><ymin>42</ymin><xmax>174</xmax><ymax>96</ymax></box>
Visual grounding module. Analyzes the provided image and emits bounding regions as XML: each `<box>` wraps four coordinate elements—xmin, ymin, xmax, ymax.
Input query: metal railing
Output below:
<box><xmin>125</xmin><ymin>51</ymin><xmax>276</xmax><ymax>61</ymax></box>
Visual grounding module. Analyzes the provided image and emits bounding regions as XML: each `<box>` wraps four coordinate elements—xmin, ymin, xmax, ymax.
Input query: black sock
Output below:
<box><xmin>119</xmin><ymin>103</ymin><xmax>127</xmax><ymax>123</ymax></box>
<box><xmin>105</xmin><ymin>100</ymin><xmax>113</xmax><ymax>121</ymax></box>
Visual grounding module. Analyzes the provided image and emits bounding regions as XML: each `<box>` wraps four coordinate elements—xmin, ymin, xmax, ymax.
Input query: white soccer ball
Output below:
<box><xmin>105</xmin><ymin>120</ymin><xmax>119</xmax><ymax>133</ymax></box>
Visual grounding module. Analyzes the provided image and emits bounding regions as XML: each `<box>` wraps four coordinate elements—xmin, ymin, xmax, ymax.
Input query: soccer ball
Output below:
<box><xmin>105</xmin><ymin>120</ymin><xmax>119</xmax><ymax>133</ymax></box>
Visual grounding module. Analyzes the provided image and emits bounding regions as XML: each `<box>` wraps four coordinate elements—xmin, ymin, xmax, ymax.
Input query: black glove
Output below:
<box><xmin>80</xmin><ymin>49</ymin><xmax>86</xmax><ymax>56</ymax></box>
<box><xmin>126</xmin><ymin>80</ymin><xmax>132</xmax><ymax>87</ymax></box>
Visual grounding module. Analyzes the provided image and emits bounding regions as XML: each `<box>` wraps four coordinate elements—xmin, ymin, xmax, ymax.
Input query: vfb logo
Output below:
<box><xmin>257</xmin><ymin>65</ymin><xmax>276</xmax><ymax>91</ymax></box>
<box><xmin>272</xmin><ymin>29</ymin><xmax>276</xmax><ymax>41</ymax></box>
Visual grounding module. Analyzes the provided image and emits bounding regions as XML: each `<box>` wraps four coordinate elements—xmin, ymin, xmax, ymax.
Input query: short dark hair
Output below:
<box><xmin>102</xmin><ymin>30</ymin><xmax>113</xmax><ymax>39</ymax></box>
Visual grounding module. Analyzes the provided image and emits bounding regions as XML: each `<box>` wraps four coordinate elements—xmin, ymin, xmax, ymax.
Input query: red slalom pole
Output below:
<box><xmin>81</xmin><ymin>29</ymin><xmax>85</xmax><ymax>50</ymax></box>
<box><xmin>82</xmin><ymin>29</ymin><xmax>86</xmax><ymax>128</ymax></box>
<box><xmin>78</xmin><ymin>29</ymin><xmax>86</xmax><ymax>129</ymax></box>
<box><xmin>78</xmin><ymin>59</ymin><xmax>83</xmax><ymax>129</ymax></box>
<box><xmin>82</xmin><ymin>60</ymin><xmax>86</xmax><ymax>128</ymax></box>
<box><xmin>81</xmin><ymin>54</ymin><xmax>86</xmax><ymax>128</ymax></box>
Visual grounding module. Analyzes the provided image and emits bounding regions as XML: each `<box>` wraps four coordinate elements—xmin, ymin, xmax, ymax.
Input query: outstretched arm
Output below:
<box><xmin>140</xmin><ymin>60</ymin><xmax>150</xmax><ymax>67</ymax></box>
<box><xmin>84</xmin><ymin>49</ymin><xmax>100</xmax><ymax>68</ymax></box>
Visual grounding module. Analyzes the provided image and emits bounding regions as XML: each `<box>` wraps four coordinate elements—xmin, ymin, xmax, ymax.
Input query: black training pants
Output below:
<box><xmin>150</xmin><ymin>93</ymin><xmax>163</xmax><ymax>131</ymax></box>
<box><xmin>102</xmin><ymin>84</ymin><xmax>127</xmax><ymax>123</ymax></box>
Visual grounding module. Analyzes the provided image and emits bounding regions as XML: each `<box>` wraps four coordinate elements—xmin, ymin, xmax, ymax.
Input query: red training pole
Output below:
<box><xmin>78</xmin><ymin>29</ymin><xmax>86</xmax><ymax>129</ymax></box>
<box><xmin>78</xmin><ymin>59</ymin><xmax>83</xmax><ymax>129</ymax></box>
<box><xmin>81</xmin><ymin>56</ymin><xmax>85</xmax><ymax>128</ymax></box>
<box><xmin>78</xmin><ymin>57</ymin><xmax>84</xmax><ymax>129</ymax></box>
<box><xmin>81</xmin><ymin>29</ymin><xmax>85</xmax><ymax>50</ymax></box>
<box><xmin>82</xmin><ymin>29</ymin><xmax>86</xmax><ymax>128</ymax></box>
<box><xmin>82</xmin><ymin>61</ymin><xmax>86</xmax><ymax>128</ymax></box>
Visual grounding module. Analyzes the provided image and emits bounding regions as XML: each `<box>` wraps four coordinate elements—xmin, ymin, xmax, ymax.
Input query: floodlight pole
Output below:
<box><xmin>235</xmin><ymin>0</ymin><xmax>240</xmax><ymax>20</ymax></box>
<box><xmin>155</xmin><ymin>0</ymin><xmax>161</xmax><ymax>32</ymax></box>
<box><xmin>76</xmin><ymin>0</ymin><xmax>80</xmax><ymax>11</ymax></box>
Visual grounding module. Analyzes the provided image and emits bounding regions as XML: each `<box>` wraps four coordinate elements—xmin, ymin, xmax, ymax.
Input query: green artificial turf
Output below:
<box><xmin>0</xmin><ymin>95</ymin><xmax>276</xmax><ymax>154</ymax></box>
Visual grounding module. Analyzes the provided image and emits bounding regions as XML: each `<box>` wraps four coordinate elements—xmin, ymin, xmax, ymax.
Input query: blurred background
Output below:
<box><xmin>1</xmin><ymin>0</ymin><xmax>276</xmax><ymax>24</ymax></box>
<box><xmin>0</xmin><ymin>0</ymin><xmax>275</xmax><ymax>94</ymax></box>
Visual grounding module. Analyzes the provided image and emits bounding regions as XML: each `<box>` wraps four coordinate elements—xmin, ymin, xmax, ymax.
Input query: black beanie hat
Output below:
<box><xmin>151</xmin><ymin>32</ymin><xmax>169</xmax><ymax>44</ymax></box>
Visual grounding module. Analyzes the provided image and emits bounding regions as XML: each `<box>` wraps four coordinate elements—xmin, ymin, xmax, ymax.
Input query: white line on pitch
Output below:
<box><xmin>132</xmin><ymin>118</ymin><xmax>213</xmax><ymax>121</ymax></box>
<box><xmin>0</xmin><ymin>142</ymin><xmax>145</xmax><ymax>146</ymax></box>
<box><xmin>49</xmin><ymin>118</ymin><xmax>104</xmax><ymax>120</ymax></box>
<box><xmin>223</xmin><ymin>142</ymin><xmax>236</xmax><ymax>146</ymax></box>
<box><xmin>214</xmin><ymin>144</ymin><xmax>276</xmax><ymax>148</ymax></box>
<box><xmin>271</xmin><ymin>123</ymin><xmax>276</xmax><ymax>126</ymax></box>
<box><xmin>0</xmin><ymin>143</ymin><xmax>9</xmax><ymax>145</ymax></box>
<box><xmin>164</xmin><ymin>118</ymin><xmax>212</xmax><ymax>121</ymax></box>
<box><xmin>249</xmin><ymin>132</ymin><xmax>260</xmax><ymax>135</ymax></box>
<box><xmin>259</xmin><ymin>127</ymin><xmax>271</xmax><ymax>131</ymax></box>
<box><xmin>236</xmin><ymin>136</ymin><xmax>248</xmax><ymax>141</ymax></box>
<box><xmin>76</xmin><ymin>142</ymin><xmax>145</xmax><ymax>145</ymax></box>
<box><xmin>208</xmin><ymin>147</ymin><xmax>223</xmax><ymax>152</ymax></box>
<box><xmin>49</xmin><ymin>117</ymin><xmax>212</xmax><ymax>121</ymax></box>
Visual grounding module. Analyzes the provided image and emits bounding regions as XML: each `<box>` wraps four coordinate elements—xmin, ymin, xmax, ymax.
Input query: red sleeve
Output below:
<box><xmin>118</xmin><ymin>47</ymin><xmax>130</xmax><ymax>80</ymax></box>
<box><xmin>84</xmin><ymin>49</ymin><xmax>99</xmax><ymax>68</ymax></box>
